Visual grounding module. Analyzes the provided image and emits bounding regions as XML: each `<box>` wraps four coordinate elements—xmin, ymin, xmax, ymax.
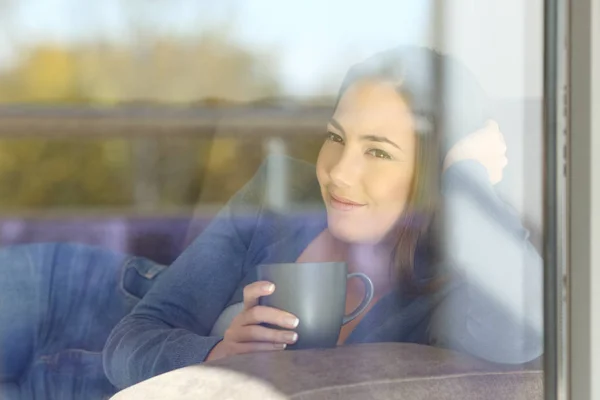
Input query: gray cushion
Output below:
<box><xmin>206</xmin><ymin>343</ymin><xmax>543</xmax><ymax>400</ymax></box>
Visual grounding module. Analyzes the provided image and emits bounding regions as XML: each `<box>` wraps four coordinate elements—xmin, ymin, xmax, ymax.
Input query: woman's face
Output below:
<box><xmin>316</xmin><ymin>80</ymin><xmax>418</xmax><ymax>244</ymax></box>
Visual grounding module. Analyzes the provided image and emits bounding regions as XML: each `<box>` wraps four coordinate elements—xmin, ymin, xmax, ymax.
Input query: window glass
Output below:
<box><xmin>0</xmin><ymin>2</ymin><xmax>548</xmax><ymax>399</ymax></box>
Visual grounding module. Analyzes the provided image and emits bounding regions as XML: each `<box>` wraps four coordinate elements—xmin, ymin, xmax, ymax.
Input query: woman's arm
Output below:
<box><xmin>428</xmin><ymin>160</ymin><xmax>543</xmax><ymax>364</ymax></box>
<box><xmin>103</xmin><ymin>158</ymin><xmax>271</xmax><ymax>389</ymax></box>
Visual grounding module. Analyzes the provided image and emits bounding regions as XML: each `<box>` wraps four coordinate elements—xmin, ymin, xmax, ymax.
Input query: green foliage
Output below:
<box><xmin>0</xmin><ymin>31</ymin><xmax>288</xmax><ymax>212</ymax></box>
<box><xmin>0</xmin><ymin>139</ymin><xmax>133</xmax><ymax>209</ymax></box>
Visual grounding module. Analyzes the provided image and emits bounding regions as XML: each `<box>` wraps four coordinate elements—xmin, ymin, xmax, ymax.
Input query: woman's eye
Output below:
<box><xmin>367</xmin><ymin>148</ymin><xmax>392</xmax><ymax>160</ymax></box>
<box><xmin>327</xmin><ymin>132</ymin><xmax>344</xmax><ymax>144</ymax></box>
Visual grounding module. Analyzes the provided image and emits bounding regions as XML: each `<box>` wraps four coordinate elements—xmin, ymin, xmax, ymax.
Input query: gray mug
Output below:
<box><xmin>257</xmin><ymin>262</ymin><xmax>374</xmax><ymax>350</ymax></box>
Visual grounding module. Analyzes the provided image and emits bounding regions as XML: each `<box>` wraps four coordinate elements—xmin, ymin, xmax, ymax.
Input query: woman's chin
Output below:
<box><xmin>326</xmin><ymin>217</ymin><xmax>383</xmax><ymax>245</ymax></box>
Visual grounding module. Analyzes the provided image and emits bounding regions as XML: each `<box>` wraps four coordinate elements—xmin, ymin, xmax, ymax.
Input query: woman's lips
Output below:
<box><xmin>329</xmin><ymin>193</ymin><xmax>366</xmax><ymax>211</ymax></box>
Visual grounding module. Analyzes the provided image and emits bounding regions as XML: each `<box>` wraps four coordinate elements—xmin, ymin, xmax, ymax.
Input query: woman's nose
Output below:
<box><xmin>328</xmin><ymin>150</ymin><xmax>362</xmax><ymax>188</ymax></box>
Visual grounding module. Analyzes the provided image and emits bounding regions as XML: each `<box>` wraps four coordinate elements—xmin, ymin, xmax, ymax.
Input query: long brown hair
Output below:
<box><xmin>334</xmin><ymin>46</ymin><xmax>490</xmax><ymax>295</ymax></box>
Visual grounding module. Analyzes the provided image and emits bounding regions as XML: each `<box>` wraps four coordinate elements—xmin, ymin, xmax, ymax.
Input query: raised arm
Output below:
<box><xmin>429</xmin><ymin>159</ymin><xmax>543</xmax><ymax>364</ymax></box>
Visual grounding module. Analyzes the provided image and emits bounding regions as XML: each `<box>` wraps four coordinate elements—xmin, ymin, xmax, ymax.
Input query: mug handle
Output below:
<box><xmin>342</xmin><ymin>272</ymin><xmax>374</xmax><ymax>325</ymax></box>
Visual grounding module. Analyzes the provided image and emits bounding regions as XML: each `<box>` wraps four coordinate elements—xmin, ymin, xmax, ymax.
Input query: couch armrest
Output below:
<box><xmin>206</xmin><ymin>343</ymin><xmax>543</xmax><ymax>400</ymax></box>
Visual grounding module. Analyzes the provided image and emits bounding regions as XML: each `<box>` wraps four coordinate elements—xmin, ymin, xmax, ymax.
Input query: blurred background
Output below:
<box><xmin>0</xmin><ymin>0</ymin><xmax>543</xmax><ymax>265</ymax></box>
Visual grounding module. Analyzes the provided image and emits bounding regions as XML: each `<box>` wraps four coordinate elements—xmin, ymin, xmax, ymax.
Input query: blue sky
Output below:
<box><xmin>0</xmin><ymin>0</ymin><xmax>432</xmax><ymax>95</ymax></box>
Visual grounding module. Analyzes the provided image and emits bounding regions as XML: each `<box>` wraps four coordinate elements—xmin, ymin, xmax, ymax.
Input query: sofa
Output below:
<box><xmin>206</xmin><ymin>343</ymin><xmax>543</xmax><ymax>399</ymax></box>
<box><xmin>112</xmin><ymin>343</ymin><xmax>543</xmax><ymax>399</ymax></box>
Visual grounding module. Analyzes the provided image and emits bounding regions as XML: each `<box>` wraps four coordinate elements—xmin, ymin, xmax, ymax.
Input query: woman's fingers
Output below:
<box><xmin>211</xmin><ymin>282</ymin><xmax>301</xmax><ymax>361</ymax></box>
<box><xmin>485</xmin><ymin>121</ymin><xmax>507</xmax><ymax>150</ymax></box>
<box><xmin>239</xmin><ymin>305</ymin><xmax>299</xmax><ymax>329</ymax></box>
<box><xmin>228</xmin><ymin>324</ymin><xmax>298</xmax><ymax>345</ymax></box>
<box><xmin>242</xmin><ymin>280</ymin><xmax>275</xmax><ymax>310</ymax></box>
<box><xmin>231</xmin><ymin>342</ymin><xmax>289</xmax><ymax>354</ymax></box>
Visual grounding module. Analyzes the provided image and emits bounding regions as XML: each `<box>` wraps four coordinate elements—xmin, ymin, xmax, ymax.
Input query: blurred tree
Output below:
<box><xmin>0</xmin><ymin>34</ymin><xmax>281</xmax><ymax>104</ymax></box>
<box><xmin>20</xmin><ymin>46</ymin><xmax>80</xmax><ymax>102</ymax></box>
<box><xmin>0</xmin><ymin>139</ymin><xmax>133</xmax><ymax>210</ymax></box>
<box><xmin>197</xmin><ymin>134</ymin><xmax>325</xmax><ymax>206</ymax></box>
<box><xmin>0</xmin><ymin>25</ymin><xmax>284</xmax><ymax>211</ymax></box>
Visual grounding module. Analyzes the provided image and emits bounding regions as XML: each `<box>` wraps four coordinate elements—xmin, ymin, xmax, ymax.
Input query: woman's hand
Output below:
<box><xmin>444</xmin><ymin>120</ymin><xmax>508</xmax><ymax>185</ymax></box>
<box><xmin>205</xmin><ymin>281</ymin><xmax>300</xmax><ymax>362</ymax></box>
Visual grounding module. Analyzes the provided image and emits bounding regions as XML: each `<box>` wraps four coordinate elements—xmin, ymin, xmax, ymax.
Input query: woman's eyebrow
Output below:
<box><xmin>328</xmin><ymin>118</ymin><xmax>403</xmax><ymax>152</ymax></box>
<box><xmin>328</xmin><ymin>118</ymin><xmax>346</xmax><ymax>134</ymax></box>
<box><xmin>360</xmin><ymin>135</ymin><xmax>403</xmax><ymax>151</ymax></box>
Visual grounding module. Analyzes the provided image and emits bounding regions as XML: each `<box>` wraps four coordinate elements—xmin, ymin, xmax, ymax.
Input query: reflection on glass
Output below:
<box><xmin>0</xmin><ymin>2</ymin><xmax>546</xmax><ymax>399</ymax></box>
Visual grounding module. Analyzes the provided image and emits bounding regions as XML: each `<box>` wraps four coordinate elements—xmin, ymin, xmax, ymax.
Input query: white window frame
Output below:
<box><xmin>567</xmin><ymin>0</ymin><xmax>600</xmax><ymax>398</ymax></box>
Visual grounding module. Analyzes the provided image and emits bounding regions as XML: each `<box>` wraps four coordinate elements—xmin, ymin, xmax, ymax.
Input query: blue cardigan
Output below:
<box><xmin>103</xmin><ymin>155</ymin><xmax>543</xmax><ymax>389</ymax></box>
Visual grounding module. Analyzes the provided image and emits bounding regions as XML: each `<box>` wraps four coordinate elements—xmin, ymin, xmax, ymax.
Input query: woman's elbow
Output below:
<box><xmin>468</xmin><ymin>325</ymin><xmax>544</xmax><ymax>365</ymax></box>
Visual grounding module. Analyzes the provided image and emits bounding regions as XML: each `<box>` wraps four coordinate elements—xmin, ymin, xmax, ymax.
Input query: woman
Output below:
<box><xmin>104</xmin><ymin>46</ymin><xmax>542</xmax><ymax>388</ymax></box>
<box><xmin>0</xmin><ymin>46</ymin><xmax>542</xmax><ymax>399</ymax></box>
